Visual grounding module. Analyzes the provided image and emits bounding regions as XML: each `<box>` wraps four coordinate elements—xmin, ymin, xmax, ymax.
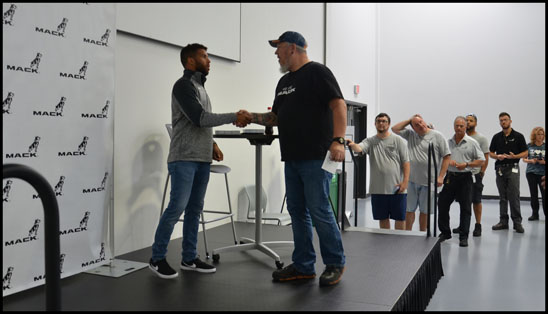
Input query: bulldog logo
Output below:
<box><xmin>54</xmin><ymin>176</ymin><xmax>65</xmax><ymax>195</ymax></box>
<box><xmin>3</xmin><ymin>179</ymin><xmax>13</xmax><ymax>202</ymax></box>
<box><xmin>57</xmin><ymin>18</ymin><xmax>68</xmax><ymax>34</ymax></box>
<box><xmin>28</xmin><ymin>136</ymin><xmax>41</xmax><ymax>153</ymax></box>
<box><xmin>3</xmin><ymin>4</ymin><xmax>16</xmax><ymax>25</ymax></box>
<box><xmin>29</xmin><ymin>53</ymin><xmax>42</xmax><ymax>71</ymax></box>
<box><xmin>77</xmin><ymin>136</ymin><xmax>88</xmax><ymax>153</ymax></box>
<box><xmin>28</xmin><ymin>219</ymin><xmax>41</xmax><ymax>237</ymax></box>
<box><xmin>3</xmin><ymin>92</ymin><xmax>14</xmax><ymax>114</ymax></box>
<box><xmin>3</xmin><ymin>267</ymin><xmax>14</xmax><ymax>290</ymax></box>
<box><xmin>100</xmin><ymin>29</ymin><xmax>110</xmax><ymax>44</ymax></box>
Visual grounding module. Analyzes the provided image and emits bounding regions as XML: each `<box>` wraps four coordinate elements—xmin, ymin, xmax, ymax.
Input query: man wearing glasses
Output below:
<box><xmin>347</xmin><ymin>113</ymin><xmax>410</xmax><ymax>230</ymax></box>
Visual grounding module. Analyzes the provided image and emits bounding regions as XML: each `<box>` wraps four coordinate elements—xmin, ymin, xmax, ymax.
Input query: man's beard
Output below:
<box><xmin>196</xmin><ymin>64</ymin><xmax>209</xmax><ymax>76</ymax></box>
<box><xmin>279</xmin><ymin>63</ymin><xmax>289</xmax><ymax>73</ymax></box>
<box><xmin>377</xmin><ymin>128</ymin><xmax>388</xmax><ymax>135</ymax></box>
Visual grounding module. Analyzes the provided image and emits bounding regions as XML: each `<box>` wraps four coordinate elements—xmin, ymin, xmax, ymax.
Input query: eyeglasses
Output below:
<box><xmin>376</xmin><ymin>120</ymin><xmax>389</xmax><ymax>124</ymax></box>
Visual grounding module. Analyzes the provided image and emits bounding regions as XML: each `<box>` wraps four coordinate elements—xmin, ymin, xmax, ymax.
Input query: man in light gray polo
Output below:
<box><xmin>453</xmin><ymin>113</ymin><xmax>489</xmax><ymax>237</ymax></box>
<box><xmin>438</xmin><ymin>116</ymin><xmax>485</xmax><ymax>247</ymax></box>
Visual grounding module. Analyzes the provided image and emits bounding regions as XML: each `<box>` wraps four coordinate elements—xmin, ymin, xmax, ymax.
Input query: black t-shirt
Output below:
<box><xmin>489</xmin><ymin>129</ymin><xmax>528</xmax><ymax>167</ymax></box>
<box><xmin>272</xmin><ymin>62</ymin><xmax>344</xmax><ymax>161</ymax></box>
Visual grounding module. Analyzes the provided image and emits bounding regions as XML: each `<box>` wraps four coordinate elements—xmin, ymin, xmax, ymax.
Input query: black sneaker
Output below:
<box><xmin>272</xmin><ymin>263</ymin><xmax>316</xmax><ymax>282</ymax></box>
<box><xmin>181</xmin><ymin>257</ymin><xmax>216</xmax><ymax>273</ymax></box>
<box><xmin>513</xmin><ymin>223</ymin><xmax>524</xmax><ymax>234</ymax></box>
<box><xmin>319</xmin><ymin>265</ymin><xmax>345</xmax><ymax>287</ymax></box>
<box><xmin>452</xmin><ymin>226</ymin><xmax>461</xmax><ymax>234</ymax></box>
<box><xmin>492</xmin><ymin>222</ymin><xmax>509</xmax><ymax>230</ymax></box>
<box><xmin>472</xmin><ymin>223</ymin><xmax>482</xmax><ymax>237</ymax></box>
<box><xmin>149</xmin><ymin>258</ymin><xmax>178</xmax><ymax>279</ymax></box>
<box><xmin>528</xmin><ymin>215</ymin><xmax>539</xmax><ymax>221</ymax></box>
<box><xmin>438</xmin><ymin>233</ymin><xmax>452</xmax><ymax>242</ymax></box>
<box><xmin>459</xmin><ymin>239</ymin><xmax>468</xmax><ymax>247</ymax></box>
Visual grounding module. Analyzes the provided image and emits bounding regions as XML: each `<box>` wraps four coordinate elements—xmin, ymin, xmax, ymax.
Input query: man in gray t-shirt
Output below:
<box><xmin>348</xmin><ymin>113</ymin><xmax>410</xmax><ymax>230</ymax></box>
<box><xmin>392</xmin><ymin>114</ymin><xmax>451</xmax><ymax>232</ymax></box>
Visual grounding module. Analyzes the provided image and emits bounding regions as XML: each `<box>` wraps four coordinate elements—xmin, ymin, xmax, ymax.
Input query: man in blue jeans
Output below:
<box><xmin>149</xmin><ymin>43</ymin><xmax>249</xmax><ymax>279</ymax></box>
<box><xmin>244</xmin><ymin>31</ymin><xmax>346</xmax><ymax>286</ymax></box>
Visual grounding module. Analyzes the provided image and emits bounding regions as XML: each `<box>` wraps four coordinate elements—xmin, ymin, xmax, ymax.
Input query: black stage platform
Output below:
<box><xmin>2</xmin><ymin>222</ymin><xmax>443</xmax><ymax>311</ymax></box>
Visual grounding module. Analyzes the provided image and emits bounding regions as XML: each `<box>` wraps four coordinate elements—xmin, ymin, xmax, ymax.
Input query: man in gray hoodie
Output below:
<box><xmin>149</xmin><ymin>43</ymin><xmax>249</xmax><ymax>279</ymax></box>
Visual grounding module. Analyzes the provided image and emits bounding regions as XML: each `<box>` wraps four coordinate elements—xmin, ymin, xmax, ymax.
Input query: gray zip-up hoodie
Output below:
<box><xmin>168</xmin><ymin>70</ymin><xmax>236</xmax><ymax>163</ymax></box>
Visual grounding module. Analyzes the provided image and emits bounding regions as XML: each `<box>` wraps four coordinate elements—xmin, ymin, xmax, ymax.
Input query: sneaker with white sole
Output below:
<box><xmin>149</xmin><ymin>258</ymin><xmax>178</xmax><ymax>279</ymax></box>
<box><xmin>180</xmin><ymin>257</ymin><xmax>216</xmax><ymax>273</ymax></box>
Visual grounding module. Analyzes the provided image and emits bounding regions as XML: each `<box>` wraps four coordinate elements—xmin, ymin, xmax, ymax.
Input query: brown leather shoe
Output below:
<box><xmin>514</xmin><ymin>223</ymin><xmax>524</xmax><ymax>233</ymax></box>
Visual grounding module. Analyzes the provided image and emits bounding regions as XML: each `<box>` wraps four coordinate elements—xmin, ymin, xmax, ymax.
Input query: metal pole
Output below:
<box><xmin>427</xmin><ymin>143</ymin><xmax>432</xmax><ymax>237</ymax></box>
<box><xmin>432</xmin><ymin>146</ymin><xmax>439</xmax><ymax>237</ymax></box>
<box><xmin>255</xmin><ymin>144</ymin><xmax>262</xmax><ymax>243</ymax></box>
<box><xmin>341</xmin><ymin>156</ymin><xmax>345</xmax><ymax>231</ymax></box>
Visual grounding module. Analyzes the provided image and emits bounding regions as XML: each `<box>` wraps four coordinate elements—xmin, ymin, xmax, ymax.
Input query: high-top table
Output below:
<box><xmin>212</xmin><ymin>132</ymin><xmax>293</xmax><ymax>269</ymax></box>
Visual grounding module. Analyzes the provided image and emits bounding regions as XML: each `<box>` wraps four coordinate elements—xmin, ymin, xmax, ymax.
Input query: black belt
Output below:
<box><xmin>496</xmin><ymin>163</ymin><xmax>518</xmax><ymax>169</ymax></box>
<box><xmin>448</xmin><ymin>171</ymin><xmax>471</xmax><ymax>176</ymax></box>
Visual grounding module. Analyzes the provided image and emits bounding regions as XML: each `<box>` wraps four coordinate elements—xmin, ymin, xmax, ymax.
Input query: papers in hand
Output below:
<box><xmin>321</xmin><ymin>151</ymin><xmax>342</xmax><ymax>174</ymax></box>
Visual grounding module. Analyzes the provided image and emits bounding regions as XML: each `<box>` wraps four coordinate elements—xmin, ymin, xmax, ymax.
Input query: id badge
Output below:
<box><xmin>498</xmin><ymin>168</ymin><xmax>503</xmax><ymax>176</ymax></box>
<box><xmin>512</xmin><ymin>165</ymin><xmax>519</xmax><ymax>174</ymax></box>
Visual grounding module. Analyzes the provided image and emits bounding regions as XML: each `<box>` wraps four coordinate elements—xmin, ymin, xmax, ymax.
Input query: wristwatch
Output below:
<box><xmin>332</xmin><ymin>137</ymin><xmax>345</xmax><ymax>145</ymax></box>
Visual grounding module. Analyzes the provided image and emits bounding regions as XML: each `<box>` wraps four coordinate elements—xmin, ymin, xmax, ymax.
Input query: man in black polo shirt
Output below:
<box><xmin>489</xmin><ymin>112</ymin><xmax>528</xmax><ymax>233</ymax></box>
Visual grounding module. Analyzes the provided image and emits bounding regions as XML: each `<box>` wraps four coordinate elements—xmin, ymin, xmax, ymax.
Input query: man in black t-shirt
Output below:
<box><xmin>245</xmin><ymin>31</ymin><xmax>347</xmax><ymax>287</ymax></box>
<box><xmin>489</xmin><ymin>112</ymin><xmax>528</xmax><ymax>233</ymax></box>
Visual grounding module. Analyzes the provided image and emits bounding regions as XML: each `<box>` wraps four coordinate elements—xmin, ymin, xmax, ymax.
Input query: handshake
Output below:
<box><xmin>235</xmin><ymin>110</ymin><xmax>252</xmax><ymax>128</ymax></box>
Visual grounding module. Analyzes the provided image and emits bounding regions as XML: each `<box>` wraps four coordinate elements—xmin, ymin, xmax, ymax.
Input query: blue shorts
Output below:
<box><xmin>371</xmin><ymin>194</ymin><xmax>407</xmax><ymax>221</ymax></box>
<box><xmin>406</xmin><ymin>181</ymin><xmax>435</xmax><ymax>215</ymax></box>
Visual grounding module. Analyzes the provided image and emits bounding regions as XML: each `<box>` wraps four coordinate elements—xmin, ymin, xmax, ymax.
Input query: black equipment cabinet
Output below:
<box><xmin>345</xmin><ymin>100</ymin><xmax>367</xmax><ymax>198</ymax></box>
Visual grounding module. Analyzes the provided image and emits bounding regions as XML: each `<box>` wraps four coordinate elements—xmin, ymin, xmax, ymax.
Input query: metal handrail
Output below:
<box><xmin>427</xmin><ymin>143</ymin><xmax>439</xmax><ymax>237</ymax></box>
<box><xmin>3</xmin><ymin>163</ymin><xmax>61</xmax><ymax>311</ymax></box>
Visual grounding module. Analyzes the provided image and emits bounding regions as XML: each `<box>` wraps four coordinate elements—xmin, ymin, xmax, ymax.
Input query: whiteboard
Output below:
<box><xmin>116</xmin><ymin>3</ymin><xmax>241</xmax><ymax>62</ymax></box>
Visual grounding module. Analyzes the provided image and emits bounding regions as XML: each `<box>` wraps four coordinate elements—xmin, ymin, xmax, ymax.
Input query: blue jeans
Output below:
<box><xmin>284</xmin><ymin>160</ymin><xmax>345</xmax><ymax>274</ymax></box>
<box><xmin>152</xmin><ymin>161</ymin><xmax>210</xmax><ymax>263</ymax></box>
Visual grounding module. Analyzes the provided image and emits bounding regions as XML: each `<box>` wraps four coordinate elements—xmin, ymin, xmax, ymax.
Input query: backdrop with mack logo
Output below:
<box><xmin>2</xmin><ymin>3</ymin><xmax>115</xmax><ymax>296</ymax></box>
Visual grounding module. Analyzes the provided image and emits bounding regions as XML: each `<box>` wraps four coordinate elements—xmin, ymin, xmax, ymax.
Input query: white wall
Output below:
<box><xmin>327</xmin><ymin>3</ymin><xmax>545</xmax><ymax>200</ymax></box>
<box><xmin>377</xmin><ymin>3</ymin><xmax>545</xmax><ymax>197</ymax></box>
<box><xmin>114</xmin><ymin>3</ymin><xmax>325</xmax><ymax>255</ymax></box>
<box><xmin>114</xmin><ymin>3</ymin><xmax>545</xmax><ymax>255</ymax></box>
<box><xmin>326</xmin><ymin>3</ymin><xmax>379</xmax><ymax>205</ymax></box>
